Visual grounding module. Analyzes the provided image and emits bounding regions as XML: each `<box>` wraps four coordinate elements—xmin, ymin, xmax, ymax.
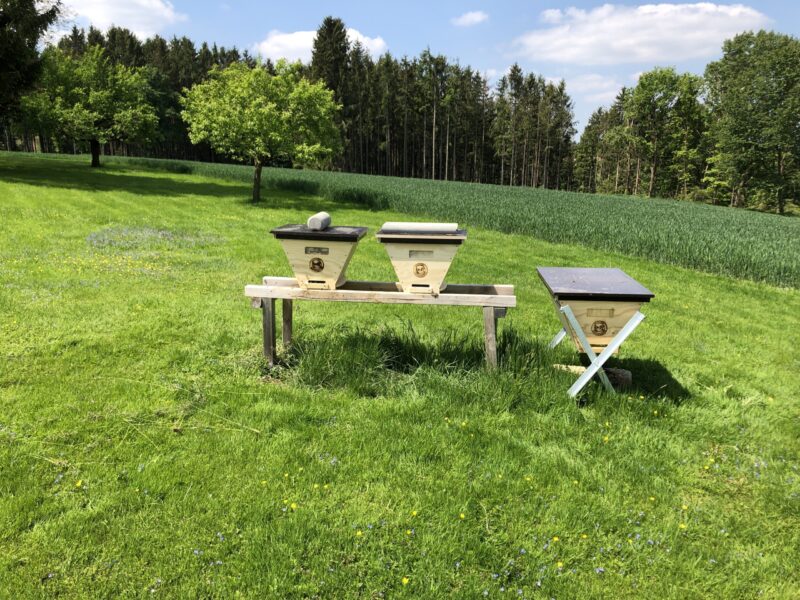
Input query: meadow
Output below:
<box><xmin>1</xmin><ymin>153</ymin><xmax>798</xmax><ymax>598</ymax></box>
<box><xmin>98</xmin><ymin>154</ymin><xmax>800</xmax><ymax>289</ymax></box>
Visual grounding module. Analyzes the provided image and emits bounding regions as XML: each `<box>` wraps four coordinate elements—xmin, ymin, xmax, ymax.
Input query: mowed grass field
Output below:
<box><xmin>1</xmin><ymin>153</ymin><xmax>798</xmax><ymax>598</ymax></box>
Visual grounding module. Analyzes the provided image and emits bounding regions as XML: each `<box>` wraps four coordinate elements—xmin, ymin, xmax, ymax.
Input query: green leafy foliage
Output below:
<box><xmin>21</xmin><ymin>46</ymin><xmax>158</xmax><ymax>166</ymax></box>
<box><xmin>705</xmin><ymin>31</ymin><xmax>800</xmax><ymax>213</ymax></box>
<box><xmin>181</xmin><ymin>60</ymin><xmax>340</xmax><ymax>201</ymax></box>
<box><xmin>0</xmin><ymin>0</ymin><xmax>61</xmax><ymax>118</ymax></box>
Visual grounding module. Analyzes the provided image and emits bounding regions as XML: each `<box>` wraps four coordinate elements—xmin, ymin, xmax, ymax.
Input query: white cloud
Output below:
<box><xmin>513</xmin><ymin>3</ymin><xmax>770</xmax><ymax>66</ymax></box>
<box><xmin>61</xmin><ymin>0</ymin><xmax>187</xmax><ymax>39</ymax></box>
<box><xmin>254</xmin><ymin>28</ymin><xmax>387</xmax><ymax>63</ymax></box>
<box><xmin>540</xmin><ymin>9</ymin><xmax>563</xmax><ymax>24</ymax></box>
<box><xmin>254</xmin><ymin>30</ymin><xmax>316</xmax><ymax>62</ymax></box>
<box><xmin>573</xmin><ymin>74</ymin><xmax>623</xmax><ymax>103</ymax></box>
<box><xmin>346</xmin><ymin>28</ymin><xmax>388</xmax><ymax>57</ymax></box>
<box><xmin>451</xmin><ymin>11</ymin><xmax>489</xmax><ymax>27</ymax></box>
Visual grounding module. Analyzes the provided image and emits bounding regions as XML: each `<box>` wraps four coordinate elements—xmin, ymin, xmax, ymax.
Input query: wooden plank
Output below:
<box><xmin>261</xmin><ymin>298</ymin><xmax>276</xmax><ymax>366</ymax></box>
<box><xmin>537</xmin><ymin>267</ymin><xmax>654</xmax><ymax>302</ymax></box>
<box><xmin>246</xmin><ymin>282</ymin><xmax>516</xmax><ymax>308</ymax></box>
<box><xmin>261</xmin><ymin>276</ymin><xmax>515</xmax><ymax>296</ymax></box>
<box><xmin>252</xmin><ymin>278</ymin><xmax>515</xmax><ymax>306</ymax></box>
<box><xmin>483</xmin><ymin>307</ymin><xmax>498</xmax><ymax>369</ymax></box>
<box><xmin>281</xmin><ymin>299</ymin><xmax>293</xmax><ymax>348</ymax></box>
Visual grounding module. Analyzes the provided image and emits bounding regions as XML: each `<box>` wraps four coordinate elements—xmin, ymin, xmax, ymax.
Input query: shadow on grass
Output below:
<box><xmin>0</xmin><ymin>157</ymin><xmax>365</xmax><ymax>213</ymax></box>
<box><xmin>272</xmin><ymin>324</ymin><xmax>689</xmax><ymax>404</ymax></box>
<box><xmin>607</xmin><ymin>357</ymin><xmax>690</xmax><ymax>402</ymax></box>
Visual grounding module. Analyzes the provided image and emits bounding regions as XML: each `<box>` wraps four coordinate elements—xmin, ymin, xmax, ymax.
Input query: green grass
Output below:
<box><xmin>1</xmin><ymin>153</ymin><xmax>799</xmax><ymax>598</ymax></box>
<box><xmin>20</xmin><ymin>151</ymin><xmax>799</xmax><ymax>288</ymax></box>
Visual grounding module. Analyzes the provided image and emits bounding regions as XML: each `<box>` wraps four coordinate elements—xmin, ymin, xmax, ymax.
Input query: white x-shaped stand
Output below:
<box><xmin>549</xmin><ymin>305</ymin><xmax>646</xmax><ymax>398</ymax></box>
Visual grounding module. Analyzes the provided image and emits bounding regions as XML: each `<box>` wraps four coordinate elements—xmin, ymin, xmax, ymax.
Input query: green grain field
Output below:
<box><xmin>100</xmin><ymin>154</ymin><xmax>800</xmax><ymax>288</ymax></box>
<box><xmin>1</xmin><ymin>153</ymin><xmax>798</xmax><ymax>598</ymax></box>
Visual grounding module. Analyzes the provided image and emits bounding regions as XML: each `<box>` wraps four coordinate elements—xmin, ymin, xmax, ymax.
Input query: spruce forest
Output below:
<box><xmin>4</xmin><ymin>16</ymin><xmax>799</xmax><ymax>213</ymax></box>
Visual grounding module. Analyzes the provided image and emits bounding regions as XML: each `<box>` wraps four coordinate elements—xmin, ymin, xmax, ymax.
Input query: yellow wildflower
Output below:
<box><xmin>681</xmin><ymin>505</ymin><xmax>688</xmax><ymax>511</ymax></box>
<box><xmin>356</xmin><ymin>530</ymin><xmax>363</xmax><ymax>537</ymax></box>
<box><xmin>290</xmin><ymin>502</ymin><xmax>298</xmax><ymax>511</ymax></box>
<box><xmin>402</xmin><ymin>577</ymin><xmax>410</xmax><ymax>586</ymax></box>
<box><xmin>75</xmin><ymin>480</ymin><xmax>83</xmax><ymax>488</ymax></box>
<box><xmin>411</xmin><ymin>510</ymin><xmax>418</xmax><ymax>517</ymax></box>
<box><xmin>603</xmin><ymin>435</ymin><xmax>610</xmax><ymax>443</ymax></box>
<box><xmin>459</xmin><ymin>513</ymin><xmax>466</xmax><ymax>520</ymax></box>
<box><xmin>679</xmin><ymin>523</ymin><xmax>687</xmax><ymax>529</ymax></box>
<box><xmin>557</xmin><ymin>561</ymin><xmax>564</xmax><ymax>569</ymax></box>
<box><xmin>552</xmin><ymin>536</ymin><xmax>560</xmax><ymax>542</ymax></box>
<box><xmin>581</xmin><ymin>533</ymin><xmax>588</xmax><ymax>539</ymax></box>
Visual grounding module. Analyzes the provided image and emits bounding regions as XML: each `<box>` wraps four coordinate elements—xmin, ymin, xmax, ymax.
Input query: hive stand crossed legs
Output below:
<box><xmin>549</xmin><ymin>304</ymin><xmax>646</xmax><ymax>398</ymax></box>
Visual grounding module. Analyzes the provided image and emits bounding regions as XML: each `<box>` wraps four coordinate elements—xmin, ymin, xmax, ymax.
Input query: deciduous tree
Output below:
<box><xmin>181</xmin><ymin>60</ymin><xmax>340</xmax><ymax>202</ymax></box>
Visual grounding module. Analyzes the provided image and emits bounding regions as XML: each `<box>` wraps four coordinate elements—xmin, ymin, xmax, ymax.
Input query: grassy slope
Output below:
<box><xmin>0</xmin><ymin>154</ymin><xmax>798</xmax><ymax>598</ymax></box>
<box><xmin>6</xmin><ymin>152</ymin><xmax>799</xmax><ymax>288</ymax></box>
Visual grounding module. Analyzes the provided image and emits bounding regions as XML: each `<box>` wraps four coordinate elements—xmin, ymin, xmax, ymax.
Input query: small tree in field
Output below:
<box><xmin>23</xmin><ymin>46</ymin><xmax>158</xmax><ymax>167</ymax></box>
<box><xmin>181</xmin><ymin>60</ymin><xmax>340</xmax><ymax>202</ymax></box>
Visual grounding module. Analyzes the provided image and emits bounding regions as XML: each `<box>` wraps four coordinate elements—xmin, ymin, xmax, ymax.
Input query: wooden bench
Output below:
<box><xmin>245</xmin><ymin>277</ymin><xmax>516</xmax><ymax>368</ymax></box>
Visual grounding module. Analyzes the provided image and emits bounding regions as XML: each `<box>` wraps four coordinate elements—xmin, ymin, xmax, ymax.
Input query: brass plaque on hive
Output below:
<box><xmin>309</xmin><ymin>257</ymin><xmax>325</xmax><ymax>272</ymax></box>
<box><xmin>591</xmin><ymin>320</ymin><xmax>608</xmax><ymax>336</ymax></box>
<box><xmin>305</xmin><ymin>246</ymin><xmax>330</xmax><ymax>255</ymax></box>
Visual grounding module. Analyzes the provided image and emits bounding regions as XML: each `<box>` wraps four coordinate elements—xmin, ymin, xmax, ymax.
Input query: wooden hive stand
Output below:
<box><xmin>245</xmin><ymin>277</ymin><xmax>516</xmax><ymax>368</ymax></box>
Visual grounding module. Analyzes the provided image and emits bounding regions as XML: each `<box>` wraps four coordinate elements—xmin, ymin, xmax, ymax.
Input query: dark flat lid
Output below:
<box><xmin>376</xmin><ymin>229</ymin><xmax>467</xmax><ymax>244</ymax></box>
<box><xmin>537</xmin><ymin>267</ymin><xmax>654</xmax><ymax>302</ymax></box>
<box><xmin>271</xmin><ymin>224</ymin><xmax>368</xmax><ymax>242</ymax></box>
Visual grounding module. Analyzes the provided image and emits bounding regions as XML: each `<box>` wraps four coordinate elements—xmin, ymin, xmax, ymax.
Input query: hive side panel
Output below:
<box><xmin>383</xmin><ymin>242</ymin><xmax>461</xmax><ymax>294</ymax></box>
<box><xmin>558</xmin><ymin>300</ymin><xmax>642</xmax><ymax>353</ymax></box>
<box><xmin>278</xmin><ymin>239</ymin><xmax>359</xmax><ymax>290</ymax></box>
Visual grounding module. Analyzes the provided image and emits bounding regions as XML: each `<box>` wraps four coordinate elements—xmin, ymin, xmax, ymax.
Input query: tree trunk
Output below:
<box><xmin>431</xmin><ymin>101</ymin><xmax>436</xmax><ymax>180</ymax></box>
<box><xmin>252</xmin><ymin>158</ymin><xmax>263</xmax><ymax>202</ymax></box>
<box><xmin>90</xmin><ymin>139</ymin><xmax>101</xmax><ymax>167</ymax></box>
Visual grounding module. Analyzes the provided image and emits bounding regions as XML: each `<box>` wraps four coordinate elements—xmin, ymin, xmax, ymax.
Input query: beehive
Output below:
<box><xmin>271</xmin><ymin>224</ymin><xmax>367</xmax><ymax>290</ymax></box>
<box><xmin>537</xmin><ymin>267</ymin><xmax>654</xmax><ymax>354</ymax></box>
<box><xmin>376</xmin><ymin>222</ymin><xmax>467</xmax><ymax>294</ymax></box>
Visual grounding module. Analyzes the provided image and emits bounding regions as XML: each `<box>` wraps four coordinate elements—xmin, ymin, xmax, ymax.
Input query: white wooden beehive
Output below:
<box><xmin>271</xmin><ymin>224</ymin><xmax>368</xmax><ymax>290</ymax></box>
<box><xmin>376</xmin><ymin>222</ymin><xmax>467</xmax><ymax>294</ymax></box>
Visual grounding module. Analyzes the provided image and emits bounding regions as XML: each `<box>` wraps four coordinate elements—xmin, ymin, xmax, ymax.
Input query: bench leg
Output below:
<box><xmin>282</xmin><ymin>299</ymin><xmax>293</xmax><ymax>349</ymax></box>
<box><xmin>483</xmin><ymin>306</ymin><xmax>499</xmax><ymax>369</ymax></box>
<box><xmin>261</xmin><ymin>298</ymin><xmax>276</xmax><ymax>366</ymax></box>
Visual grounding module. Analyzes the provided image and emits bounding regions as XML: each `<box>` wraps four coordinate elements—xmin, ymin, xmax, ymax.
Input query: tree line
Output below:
<box><xmin>575</xmin><ymin>31</ymin><xmax>800</xmax><ymax>213</ymax></box>
<box><xmin>1</xmin><ymin>4</ymin><xmax>797</xmax><ymax>212</ymax></box>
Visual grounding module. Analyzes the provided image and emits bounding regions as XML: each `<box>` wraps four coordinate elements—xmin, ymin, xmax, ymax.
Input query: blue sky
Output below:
<box><xmin>58</xmin><ymin>1</ymin><xmax>800</xmax><ymax>133</ymax></box>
